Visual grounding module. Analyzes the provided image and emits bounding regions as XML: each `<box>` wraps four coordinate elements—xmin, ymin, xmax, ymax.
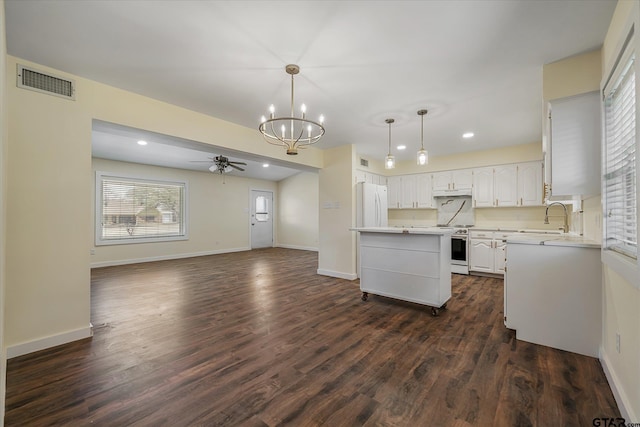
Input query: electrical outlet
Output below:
<box><xmin>616</xmin><ymin>333</ymin><xmax>621</xmax><ymax>353</ymax></box>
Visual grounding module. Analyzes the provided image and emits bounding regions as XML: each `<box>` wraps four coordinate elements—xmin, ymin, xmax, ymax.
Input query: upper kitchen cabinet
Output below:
<box><xmin>355</xmin><ymin>170</ymin><xmax>386</xmax><ymax>186</ymax></box>
<box><xmin>546</xmin><ymin>91</ymin><xmax>601</xmax><ymax>200</ymax></box>
<box><xmin>433</xmin><ymin>169</ymin><xmax>473</xmax><ymax>193</ymax></box>
<box><xmin>472</xmin><ymin>162</ymin><xmax>542</xmax><ymax>208</ymax></box>
<box><xmin>517</xmin><ymin>161</ymin><xmax>544</xmax><ymax>206</ymax></box>
<box><xmin>389</xmin><ymin>174</ymin><xmax>434</xmax><ymax>209</ymax></box>
<box><xmin>472</xmin><ymin>167</ymin><xmax>494</xmax><ymax>207</ymax></box>
<box><xmin>387</xmin><ymin>176</ymin><xmax>401</xmax><ymax>209</ymax></box>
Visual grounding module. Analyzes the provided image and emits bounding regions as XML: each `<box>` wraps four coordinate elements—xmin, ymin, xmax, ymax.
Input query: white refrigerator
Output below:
<box><xmin>356</xmin><ymin>182</ymin><xmax>388</xmax><ymax>227</ymax></box>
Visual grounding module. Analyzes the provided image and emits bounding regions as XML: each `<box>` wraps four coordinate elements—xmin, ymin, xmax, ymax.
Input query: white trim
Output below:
<box><xmin>276</xmin><ymin>244</ymin><xmax>318</xmax><ymax>252</ymax></box>
<box><xmin>316</xmin><ymin>268</ymin><xmax>358</xmax><ymax>280</ymax></box>
<box><xmin>7</xmin><ymin>325</ymin><xmax>93</xmax><ymax>359</ymax></box>
<box><xmin>95</xmin><ymin>171</ymin><xmax>189</xmax><ymax>246</ymax></box>
<box><xmin>600</xmin><ymin>347</ymin><xmax>638</xmax><ymax>423</ymax></box>
<box><xmin>91</xmin><ymin>247</ymin><xmax>250</xmax><ymax>268</ymax></box>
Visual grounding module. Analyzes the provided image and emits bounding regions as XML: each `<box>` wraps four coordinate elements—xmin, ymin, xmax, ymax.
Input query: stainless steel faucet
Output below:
<box><xmin>544</xmin><ymin>202</ymin><xmax>569</xmax><ymax>233</ymax></box>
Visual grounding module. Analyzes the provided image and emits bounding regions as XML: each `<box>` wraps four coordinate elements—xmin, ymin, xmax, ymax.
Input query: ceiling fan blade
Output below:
<box><xmin>229</xmin><ymin>164</ymin><xmax>245</xmax><ymax>171</ymax></box>
<box><xmin>229</xmin><ymin>161</ymin><xmax>247</xmax><ymax>166</ymax></box>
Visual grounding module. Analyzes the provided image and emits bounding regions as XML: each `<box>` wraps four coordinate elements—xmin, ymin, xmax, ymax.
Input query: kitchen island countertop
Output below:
<box><xmin>350</xmin><ymin>226</ymin><xmax>454</xmax><ymax>235</ymax></box>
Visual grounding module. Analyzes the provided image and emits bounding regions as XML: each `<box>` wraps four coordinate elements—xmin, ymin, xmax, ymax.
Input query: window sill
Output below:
<box><xmin>96</xmin><ymin>234</ymin><xmax>188</xmax><ymax>246</ymax></box>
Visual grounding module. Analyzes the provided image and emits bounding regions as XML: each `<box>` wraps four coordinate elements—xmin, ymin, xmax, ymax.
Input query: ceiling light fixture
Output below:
<box><xmin>417</xmin><ymin>109</ymin><xmax>428</xmax><ymax>166</ymax></box>
<box><xmin>259</xmin><ymin>64</ymin><xmax>325</xmax><ymax>155</ymax></box>
<box><xmin>384</xmin><ymin>118</ymin><xmax>395</xmax><ymax>170</ymax></box>
<box><xmin>463</xmin><ymin>132</ymin><xmax>474</xmax><ymax>139</ymax></box>
<box><xmin>137</xmin><ymin>140</ymin><xmax>148</xmax><ymax>146</ymax></box>
<box><xmin>262</xmin><ymin>163</ymin><xmax>269</xmax><ymax>168</ymax></box>
<box><xmin>397</xmin><ymin>145</ymin><xmax>406</xmax><ymax>150</ymax></box>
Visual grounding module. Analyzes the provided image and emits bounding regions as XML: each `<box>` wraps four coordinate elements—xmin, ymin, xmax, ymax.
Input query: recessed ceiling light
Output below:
<box><xmin>262</xmin><ymin>163</ymin><xmax>269</xmax><ymax>168</ymax></box>
<box><xmin>396</xmin><ymin>145</ymin><xmax>406</xmax><ymax>150</ymax></box>
<box><xmin>462</xmin><ymin>132</ymin><xmax>474</xmax><ymax>139</ymax></box>
<box><xmin>137</xmin><ymin>140</ymin><xmax>148</xmax><ymax>146</ymax></box>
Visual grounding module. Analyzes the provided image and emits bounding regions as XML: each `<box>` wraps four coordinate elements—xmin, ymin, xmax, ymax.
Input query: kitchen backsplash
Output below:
<box><xmin>389</xmin><ymin>205</ymin><xmax>575</xmax><ymax>231</ymax></box>
<box><xmin>435</xmin><ymin>196</ymin><xmax>473</xmax><ymax>226</ymax></box>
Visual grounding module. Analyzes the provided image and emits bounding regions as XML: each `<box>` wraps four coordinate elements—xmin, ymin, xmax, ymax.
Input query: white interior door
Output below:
<box><xmin>250</xmin><ymin>190</ymin><xmax>273</xmax><ymax>249</ymax></box>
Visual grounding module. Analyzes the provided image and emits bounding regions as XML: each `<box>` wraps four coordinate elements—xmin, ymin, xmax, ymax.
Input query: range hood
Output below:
<box><xmin>433</xmin><ymin>188</ymin><xmax>472</xmax><ymax>197</ymax></box>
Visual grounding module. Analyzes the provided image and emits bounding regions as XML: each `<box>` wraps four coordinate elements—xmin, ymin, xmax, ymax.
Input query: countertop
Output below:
<box><xmin>505</xmin><ymin>233</ymin><xmax>600</xmax><ymax>248</ymax></box>
<box><xmin>351</xmin><ymin>227</ymin><xmax>454</xmax><ymax>235</ymax></box>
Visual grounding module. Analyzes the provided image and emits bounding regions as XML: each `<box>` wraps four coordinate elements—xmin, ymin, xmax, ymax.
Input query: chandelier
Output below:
<box><xmin>417</xmin><ymin>109</ymin><xmax>429</xmax><ymax>165</ymax></box>
<box><xmin>259</xmin><ymin>64</ymin><xmax>325</xmax><ymax>155</ymax></box>
<box><xmin>384</xmin><ymin>118</ymin><xmax>395</xmax><ymax>169</ymax></box>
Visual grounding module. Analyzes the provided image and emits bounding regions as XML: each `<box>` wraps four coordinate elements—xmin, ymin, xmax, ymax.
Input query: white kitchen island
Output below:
<box><xmin>351</xmin><ymin>227</ymin><xmax>453</xmax><ymax>316</ymax></box>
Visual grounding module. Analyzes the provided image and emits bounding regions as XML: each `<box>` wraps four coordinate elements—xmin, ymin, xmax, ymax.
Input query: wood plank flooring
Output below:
<box><xmin>5</xmin><ymin>248</ymin><xmax>620</xmax><ymax>426</ymax></box>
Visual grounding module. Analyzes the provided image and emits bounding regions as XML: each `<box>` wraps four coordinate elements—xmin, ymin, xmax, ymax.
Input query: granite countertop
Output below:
<box><xmin>505</xmin><ymin>233</ymin><xmax>600</xmax><ymax>248</ymax></box>
<box><xmin>351</xmin><ymin>227</ymin><xmax>454</xmax><ymax>235</ymax></box>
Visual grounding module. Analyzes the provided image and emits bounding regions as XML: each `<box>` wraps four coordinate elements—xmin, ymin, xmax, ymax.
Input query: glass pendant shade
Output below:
<box><xmin>384</xmin><ymin>118</ymin><xmax>395</xmax><ymax>169</ymax></box>
<box><xmin>417</xmin><ymin>109</ymin><xmax>429</xmax><ymax>166</ymax></box>
<box><xmin>417</xmin><ymin>148</ymin><xmax>428</xmax><ymax>165</ymax></box>
<box><xmin>385</xmin><ymin>154</ymin><xmax>396</xmax><ymax>169</ymax></box>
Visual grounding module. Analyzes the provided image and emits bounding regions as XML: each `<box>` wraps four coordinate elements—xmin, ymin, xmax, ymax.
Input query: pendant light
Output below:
<box><xmin>384</xmin><ymin>118</ymin><xmax>395</xmax><ymax>169</ymax></box>
<box><xmin>417</xmin><ymin>109</ymin><xmax>429</xmax><ymax>165</ymax></box>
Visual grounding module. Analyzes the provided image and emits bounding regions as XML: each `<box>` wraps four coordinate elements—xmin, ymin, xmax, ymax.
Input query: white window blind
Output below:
<box><xmin>604</xmin><ymin>52</ymin><xmax>637</xmax><ymax>260</ymax></box>
<box><xmin>96</xmin><ymin>173</ymin><xmax>187</xmax><ymax>245</ymax></box>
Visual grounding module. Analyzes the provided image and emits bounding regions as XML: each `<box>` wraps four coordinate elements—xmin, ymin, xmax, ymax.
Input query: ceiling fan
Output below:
<box><xmin>210</xmin><ymin>155</ymin><xmax>247</xmax><ymax>174</ymax></box>
<box><xmin>192</xmin><ymin>155</ymin><xmax>247</xmax><ymax>174</ymax></box>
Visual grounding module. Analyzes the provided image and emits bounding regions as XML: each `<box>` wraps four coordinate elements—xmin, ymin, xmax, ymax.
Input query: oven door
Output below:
<box><xmin>451</xmin><ymin>235</ymin><xmax>468</xmax><ymax>266</ymax></box>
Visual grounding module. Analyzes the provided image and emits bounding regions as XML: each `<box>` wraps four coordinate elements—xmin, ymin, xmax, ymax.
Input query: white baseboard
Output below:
<box><xmin>7</xmin><ymin>324</ymin><xmax>93</xmax><ymax>359</ymax></box>
<box><xmin>276</xmin><ymin>244</ymin><xmax>318</xmax><ymax>252</ymax></box>
<box><xmin>90</xmin><ymin>247</ymin><xmax>251</xmax><ymax>268</ymax></box>
<box><xmin>316</xmin><ymin>268</ymin><xmax>358</xmax><ymax>280</ymax></box>
<box><xmin>600</xmin><ymin>347</ymin><xmax>638</xmax><ymax>422</ymax></box>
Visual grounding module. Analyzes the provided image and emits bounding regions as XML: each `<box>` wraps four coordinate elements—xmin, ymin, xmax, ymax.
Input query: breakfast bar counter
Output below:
<box><xmin>351</xmin><ymin>227</ymin><xmax>453</xmax><ymax>315</ymax></box>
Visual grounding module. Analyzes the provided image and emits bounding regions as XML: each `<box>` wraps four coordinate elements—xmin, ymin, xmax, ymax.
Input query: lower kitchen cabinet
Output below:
<box><xmin>469</xmin><ymin>230</ymin><xmax>511</xmax><ymax>275</ymax></box>
<box><xmin>504</xmin><ymin>241</ymin><xmax>601</xmax><ymax>357</ymax></box>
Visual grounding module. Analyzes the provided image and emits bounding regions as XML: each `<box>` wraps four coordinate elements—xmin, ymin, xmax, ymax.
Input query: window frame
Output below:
<box><xmin>95</xmin><ymin>171</ymin><xmax>189</xmax><ymax>246</ymax></box>
<box><xmin>601</xmin><ymin>21</ymin><xmax>640</xmax><ymax>287</ymax></box>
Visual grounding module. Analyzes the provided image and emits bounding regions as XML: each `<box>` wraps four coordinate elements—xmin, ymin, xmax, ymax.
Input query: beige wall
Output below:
<box><xmin>318</xmin><ymin>144</ymin><xmax>357</xmax><ymax>279</ymax></box>
<box><xmin>91</xmin><ymin>158</ymin><xmax>278</xmax><ymax>266</ymax></box>
<box><xmin>386</xmin><ymin>141</ymin><xmax>542</xmax><ymax>176</ymax></box>
<box><xmin>277</xmin><ymin>171</ymin><xmax>319</xmax><ymax>251</ymax></box>
<box><xmin>543</xmin><ymin>49</ymin><xmax>602</xmax><ymax>101</ymax></box>
<box><xmin>5</xmin><ymin>55</ymin><xmax>324</xmax><ymax>357</ymax></box>
<box><xmin>1</xmin><ymin>0</ymin><xmax>7</xmax><ymax>423</ymax></box>
<box><xmin>599</xmin><ymin>0</ymin><xmax>640</xmax><ymax>422</ymax></box>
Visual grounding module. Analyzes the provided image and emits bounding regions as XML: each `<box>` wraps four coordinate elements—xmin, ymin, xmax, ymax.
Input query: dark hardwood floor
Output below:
<box><xmin>5</xmin><ymin>248</ymin><xmax>620</xmax><ymax>426</ymax></box>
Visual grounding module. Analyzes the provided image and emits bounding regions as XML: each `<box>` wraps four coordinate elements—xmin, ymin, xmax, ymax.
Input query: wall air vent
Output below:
<box><xmin>17</xmin><ymin>65</ymin><xmax>75</xmax><ymax>100</ymax></box>
<box><xmin>360</xmin><ymin>158</ymin><xmax>369</xmax><ymax>167</ymax></box>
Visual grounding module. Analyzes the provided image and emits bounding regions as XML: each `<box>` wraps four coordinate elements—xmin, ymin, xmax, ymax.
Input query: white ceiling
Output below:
<box><xmin>5</xmin><ymin>0</ymin><xmax>616</xmax><ymax>180</ymax></box>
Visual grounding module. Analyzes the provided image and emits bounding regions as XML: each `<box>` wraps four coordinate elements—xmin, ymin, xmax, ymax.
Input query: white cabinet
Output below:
<box><xmin>415</xmin><ymin>173</ymin><xmax>433</xmax><ymax>208</ymax></box>
<box><xmin>473</xmin><ymin>162</ymin><xmax>543</xmax><ymax>208</ymax></box>
<box><xmin>505</xmin><ymin>241</ymin><xmax>601</xmax><ymax>357</ymax></box>
<box><xmin>387</xmin><ymin>176</ymin><xmax>401</xmax><ymax>209</ymax></box>
<box><xmin>494</xmin><ymin>165</ymin><xmax>518</xmax><ymax>207</ymax></box>
<box><xmin>547</xmin><ymin>91</ymin><xmax>601</xmax><ymax>199</ymax></box>
<box><xmin>355</xmin><ymin>170</ymin><xmax>386</xmax><ymax>186</ymax></box>
<box><xmin>517</xmin><ymin>161</ymin><xmax>543</xmax><ymax>206</ymax></box>
<box><xmin>472</xmin><ymin>167</ymin><xmax>494</xmax><ymax>207</ymax></box>
<box><xmin>433</xmin><ymin>169</ymin><xmax>472</xmax><ymax>192</ymax></box>
<box><xmin>388</xmin><ymin>174</ymin><xmax>433</xmax><ymax>209</ymax></box>
<box><xmin>400</xmin><ymin>175</ymin><xmax>417</xmax><ymax>209</ymax></box>
<box><xmin>469</xmin><ymin>230</ymin><xmax>512</xmax><ymax>275</ymax></box>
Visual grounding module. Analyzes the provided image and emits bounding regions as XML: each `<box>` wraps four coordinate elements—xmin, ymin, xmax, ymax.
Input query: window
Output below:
<box><xmin>96</xmin><ymin>172</ymin><xmax>187</xmax><ymax>245</ymax></box>
<box><xmin>255</xmin><ymin>195</ymin><xmax>269</xmax><ymax>222</ymax></box>
<box><xmin>603</xmin><ymin>45</ymin><xmax>637</xmax><ymax>261</ymax></box>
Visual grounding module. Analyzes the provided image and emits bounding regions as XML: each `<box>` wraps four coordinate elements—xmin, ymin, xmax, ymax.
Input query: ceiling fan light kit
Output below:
<box><xmin>259</xmin><ymin>64</ymin><xmax>325</xmax><ymax>155</ymax></box>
